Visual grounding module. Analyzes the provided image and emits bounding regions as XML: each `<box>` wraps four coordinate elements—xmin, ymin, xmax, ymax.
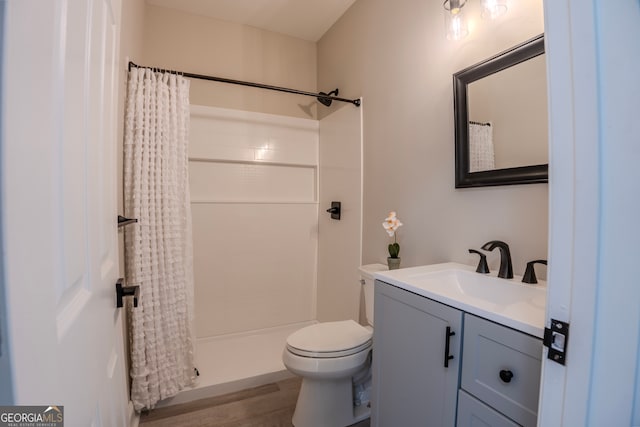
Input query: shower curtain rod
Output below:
<box><xmin>128</xmin><ymin>61</ymin><xmax>361</xmax><ymax>107</ymax></box>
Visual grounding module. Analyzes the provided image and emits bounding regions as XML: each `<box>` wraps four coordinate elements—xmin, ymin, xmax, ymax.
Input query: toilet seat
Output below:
<box><xmin>286</xmin><ymin>320</ymin><xmax>373</xmax><ymax>358</ymax></box>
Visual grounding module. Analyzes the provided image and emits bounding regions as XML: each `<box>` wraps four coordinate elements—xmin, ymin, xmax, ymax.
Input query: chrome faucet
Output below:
<box><xmin>481</xmin><ymin>240</ymin><xmax>513</xmax><ymax>279</ymax></box>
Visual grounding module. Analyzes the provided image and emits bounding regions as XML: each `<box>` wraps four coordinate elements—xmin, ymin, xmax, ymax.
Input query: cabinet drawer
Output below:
<box><xmin>461</xmin><ymin>314</ymin><xmax>542</xmax><ymax>427</ymax></box>
<box><xmin>457</xmin><ymin>390</ymin><xmax>520</xmax><ymax>427</ymax></box>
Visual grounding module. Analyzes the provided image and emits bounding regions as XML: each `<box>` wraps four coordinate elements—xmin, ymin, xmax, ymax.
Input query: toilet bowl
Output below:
<box><xmin>282</xmin><ymin>264</ymin><xmax>387</xmax><ymax>427</ymax></box>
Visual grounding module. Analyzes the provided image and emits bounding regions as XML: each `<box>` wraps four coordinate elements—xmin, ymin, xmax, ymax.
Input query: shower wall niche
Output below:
<box><xmin>189</xmin><ymin>105</ymin><xmax>318</xmax><ymax>338</ymax></box>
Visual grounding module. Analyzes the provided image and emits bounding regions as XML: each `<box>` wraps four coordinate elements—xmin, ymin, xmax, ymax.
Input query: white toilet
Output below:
<box><xmin>282</xmin><ymin>264</ymin><xmax>387</xmax><ymax>427</ymax></box>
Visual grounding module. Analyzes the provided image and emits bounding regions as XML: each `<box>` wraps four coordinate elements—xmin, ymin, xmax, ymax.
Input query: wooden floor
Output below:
<box><xmin>139</xmin><ymin>377</ymin><xmax>371</xmax><ymax>427</ymax></box>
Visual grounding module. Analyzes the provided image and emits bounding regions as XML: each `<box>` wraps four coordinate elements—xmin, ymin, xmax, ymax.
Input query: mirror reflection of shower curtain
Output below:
<box><xmin>123</xmin><ymin>68</ymin><xmax>196</xmax><ymax>411</ymax></box>
<box><xmin>469</xmin><ymin>122</ymin><xmax>495</xmax><ymax>172</ymax></box>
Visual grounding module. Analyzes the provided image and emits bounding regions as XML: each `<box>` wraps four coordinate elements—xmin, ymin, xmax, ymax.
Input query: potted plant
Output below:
<box><xmin>383</xmin><ymin>211</ymin><xmax>403</xmax><ymax>270</ymax></box>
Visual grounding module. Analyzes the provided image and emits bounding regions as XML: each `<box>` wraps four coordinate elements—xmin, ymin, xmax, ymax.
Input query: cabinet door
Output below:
<box><xmin>372</xmin><ymin>281</ymin><xmax>463</xmax><ymax>427</ymax></box>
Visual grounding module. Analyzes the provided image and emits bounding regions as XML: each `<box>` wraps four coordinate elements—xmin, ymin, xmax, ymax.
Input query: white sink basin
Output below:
<box><xmin>374</xmin><ymin>262</ymin><xmax>547</xmax><ymax>338</ymax></box>
<box><xmin>403</xmin><ymin>267</ymin><xmax>546</xmax><ymax>306</ymax></box>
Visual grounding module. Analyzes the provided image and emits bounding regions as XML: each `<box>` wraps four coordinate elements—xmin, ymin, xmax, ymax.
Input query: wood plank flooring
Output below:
<box><xmin>139</xmin><ymin>377</ymin><xmax>371</xmax><ymax>427</ymax></box>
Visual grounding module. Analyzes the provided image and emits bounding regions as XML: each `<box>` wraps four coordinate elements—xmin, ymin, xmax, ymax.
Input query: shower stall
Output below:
<box><xmin>158</xmin><ymin>102</ymin><xmax>363</xmax><ymax>406</ymax></box>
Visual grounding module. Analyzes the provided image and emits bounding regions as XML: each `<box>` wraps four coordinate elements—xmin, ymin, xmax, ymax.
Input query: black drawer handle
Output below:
<box><xmin>499</xmin><ymin>369</ymin><xmax>514</xmax><ymax>383</ymax></box>
<box><xmin>444</xmin><ymin>326</ymin><xmax>456</xmax><ymax>368</ymax></box>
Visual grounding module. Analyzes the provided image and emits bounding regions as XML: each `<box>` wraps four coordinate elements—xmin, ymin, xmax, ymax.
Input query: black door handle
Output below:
<box><xmin>326</xmin><ymin>201</ymin><xmax>341</xmax><ymax>220</ymax></box>
<box><xmin>116</xmin><ymin>278</ymin><xmax>140</xmax><ymax>308</ymax></box>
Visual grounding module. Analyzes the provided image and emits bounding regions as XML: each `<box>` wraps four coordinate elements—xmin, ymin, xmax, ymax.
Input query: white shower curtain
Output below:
<box><xmin>123</xmin><ymin>68</ymin><xmax>195</xmax><ymax>411</ymax></box>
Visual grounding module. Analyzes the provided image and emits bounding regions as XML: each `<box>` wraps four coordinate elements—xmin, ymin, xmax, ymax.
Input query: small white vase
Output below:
<box><xmin>387</xmin><ymin>257</ymin><xmax>401</xmax><ymax>270</ymax></box>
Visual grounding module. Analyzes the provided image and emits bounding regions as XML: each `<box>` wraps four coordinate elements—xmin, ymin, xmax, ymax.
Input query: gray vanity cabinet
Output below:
<box><xmin>372</xmin><ymin>280</ymin><xmax>463</xmax><ymax>427</ymax></box>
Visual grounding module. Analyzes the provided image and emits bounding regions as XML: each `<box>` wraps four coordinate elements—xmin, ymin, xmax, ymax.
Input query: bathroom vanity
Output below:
<box><xmin>372</xmin><ymin>263</ymin><xmax>545</xmax><ymax>427</ymax></box>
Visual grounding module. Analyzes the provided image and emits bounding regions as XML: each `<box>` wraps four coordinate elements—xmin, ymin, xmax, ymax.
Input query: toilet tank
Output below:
<box><xmin>359</xmin><ymin>264</ymin><xmax>388</xmax><ymax>326</ymax></box>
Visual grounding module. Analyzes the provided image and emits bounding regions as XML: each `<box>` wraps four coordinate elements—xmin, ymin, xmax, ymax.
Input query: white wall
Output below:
<box><xmin>143</xmin><ymin>5</ymin><xmax>318</xmax><ymax>119</ymax></box>
<box><xmin>317</xmin><ymin>104</ymin><xmax>363</xmax><ymax>322</ymax></box>
<box><xmin>189</xmin><ymin>106</ymin><xmax>318</xmax><ymax>338</ymax></box>
<box><xmin>318</xmin><ymin>0</ymin><xmax>547</xmax><ymax>277</ymax></box>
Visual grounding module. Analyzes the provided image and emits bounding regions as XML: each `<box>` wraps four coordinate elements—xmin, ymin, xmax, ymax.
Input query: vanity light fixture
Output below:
<box><xmin>481</xmin><ymin>0</ymin><xmax>508</xmax><ymax>20</ymax></box>
<box><xmin>443</xmin><ymin>0</ymin><xmax>469</xmax><ymax>41</ymax></box>
<box><xmin>444</xmin><ymin>0</ymin><xmax>509</xmax><ymax>40</ymax></box>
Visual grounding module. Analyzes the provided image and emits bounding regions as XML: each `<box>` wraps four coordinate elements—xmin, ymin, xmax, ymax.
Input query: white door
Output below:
<box><xmin>540</xmin><ymin>0</ymin><xmax>640</xmax><ymax>425</ymax></box>
<box><xmin>1</xmin><ymin>0</ymin><xmax>128</xmax><ymax>425</ymax></box>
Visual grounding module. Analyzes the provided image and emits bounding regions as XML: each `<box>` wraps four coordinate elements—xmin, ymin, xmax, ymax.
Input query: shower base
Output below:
<box><xmin>155</xmin><ymin>320</ymin><xmax>315</xmax><ymax>408</ymax></box>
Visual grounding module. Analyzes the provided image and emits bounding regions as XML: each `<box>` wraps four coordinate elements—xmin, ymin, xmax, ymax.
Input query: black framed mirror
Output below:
<box><xmin>454</xmin><ymin>34</ymin><xmax>548</xmax><ymax>188</ymax></box>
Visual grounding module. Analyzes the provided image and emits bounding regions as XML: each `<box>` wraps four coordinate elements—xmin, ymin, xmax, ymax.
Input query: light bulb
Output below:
<box><xmin>481</xmin><ymin>0</ymin><xmax>508</xmax><ymax>20</ymax></box>
<box><xmin>445</xmin><ymin>8</ymin><xmax>469</xmax><ymax>40</ymax></box>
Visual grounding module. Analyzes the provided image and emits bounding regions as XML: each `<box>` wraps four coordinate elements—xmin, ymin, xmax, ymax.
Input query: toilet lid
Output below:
<box><xmin>286</xmin><ymin>320</ymin><xmax>373</xmax><ymax>358</ymax></box>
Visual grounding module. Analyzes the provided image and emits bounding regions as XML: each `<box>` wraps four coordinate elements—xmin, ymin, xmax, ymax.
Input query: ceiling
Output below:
<box><xmin>145</xmin><ymin>0</ymin><xmax>357</xmax><ymax>42</ymax></box>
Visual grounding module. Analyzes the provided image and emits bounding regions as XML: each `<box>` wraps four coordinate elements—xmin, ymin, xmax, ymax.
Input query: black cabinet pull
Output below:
<box><xmin>444</xmin><ymin>326</ymin><xmax>456</xmax><ymax>368</ymax></box>
<box><xmin>499</xmin><ymin>369</ymin><xmax>514</xmax><ymax>383</ymax></box>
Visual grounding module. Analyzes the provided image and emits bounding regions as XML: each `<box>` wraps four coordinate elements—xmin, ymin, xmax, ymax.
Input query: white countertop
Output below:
<box><xmin>374</xmin><ymin>262</ymin><xmax>547</xmax><ymax>338</ymax></box>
